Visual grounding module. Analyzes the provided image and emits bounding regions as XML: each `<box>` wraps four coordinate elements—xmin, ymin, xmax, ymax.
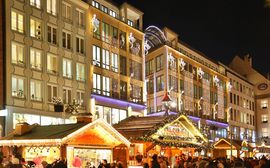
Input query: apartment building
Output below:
<box><xmin>145</xmin><ymin>27</ymin><xmax>230</xmax><ymax>142</ymax></box>
<box><xmin>222</xmin><ymin>64</ymin><xmax>256</xmax><ymax>142</ymax></box>
<box><xmin>4</xmin><ymin>0</ymin><xmax>145</xmax><ymax>134</ymax></box>
<box><xmin>230</xmin><ymin>55</ymin><xmax>270</xmax><ymax>143</ymax></box>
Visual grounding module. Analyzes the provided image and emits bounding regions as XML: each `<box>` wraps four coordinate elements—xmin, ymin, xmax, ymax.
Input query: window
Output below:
<box><xmin>109</xmin><ymin>10</ymin><xmax>116</xmax><ymax>18</ymax></box>
<box><xmin>47</xmin><ymin>54</ymin><xmax>58</xmax><ymax>74</ymax></box>
<box><xmin>93</xmin><ymin>73</ymin><xmax>101</xmax><ymax>94</ymax></box>
<box><xmin>77</xmin><ymin>91</ymin><xmax>85</xmax><ymax>107</ymax></box>
<box><xmin>30</xmin><ymin>0</ymin><xmax>41</xmax><ymax>8</ymax></box>
<box><xmin>11</xmin><ymin>11</ymin><xmax>24</xmax><ymax>33</ymax></box>
<box><xmin>12</xmin><ymin>76</ymin><xmax>24</xmax><ymax>98</ymax></box>
<box><xmin>103</xmin><ymin>76</ymin><xmax>110</xmax><ymax>96</ymax></box>
<box><xmin>120</xmin><ymin>56</ymin><xmax>127</xmax><ymax>75</ymax></box>
<box><xmin>93</xmin><ymin>18</ymin><xmax>100</xmax><ymax>39</ymax></box>
<box><xmin>147</xmin><ymin>79</ymin><xmax>154</xmax><ymax>94</ymax></box>
<box><xmin>62</xmin><ymin>31</ymin><xmax>71</xmax><ymax>49</ymax></box>
<box><xmin>95</xmin><ymin>105</ymin><xmax>127</xmax><ymax>125</ymax></box>
<box><xmin>102</xmin><ymin>49</ymin><xmax>110</xmax><ymax>70</ymax></box>
<box><xmin>127</xmin><ymin>19</ymin><xmax>133</xmax><ymax>27</ymax></box>
<box><xmin>30</xmin><ymin>48</ymin><xmax>42</xmax><ymax>70</ymax></box>
<box><xmin>101</xmin><ymin>5</ymin><xmax>108</xmax><ymax>13</ymax></box>
<box><xmin>11</xmin><ymin>42</ymin><xmax>24</xmax><ymax>65</ymax></box>
<box><xmin>76</xmin><ymin>9</ymin><xmax>85</xmax><ymax>27</ymax></box>
<box><xmin>76</xmin><ymin>63</ymin><xmax>85</xmax><ymax>81</ymax></box>
<box><xmin>47</xmin><ymin>25</ymin><xmax>57</xmax><ymax>44</ymax></box>
<box><xmin>262</xmin><ymin>114</ymin><xmax>268</xmax><ymax>123</ymax></box>
<box><xmin>76</xmin><ymin>37</ymin><xmax>84</xmax><ymax>54</ymax></box>
<box><xmin>102</xmin><ymin>22</ymin><xmax>110</xmax><ymax>43</ymax></box>
<box><xmin>92</xmin><ymin>45</ymin><xmax>101</xmax><ymax>66</ymax></box>
<box><xmin>47</xmin><ymin>0</ymin><xmax>56</xmax><ymax>15</ymax></box>
<box><xmin>156</xmin><ymin>76</ymin><xmax>164</xmax><ymax>92</ymax></box>
<box><xmin>30</xmin><ymin>80</ymin><xmax>42</xmax><ymax>101</ymax></box>
<box><xmin>120</xmin><ymin>81</ymin><xmax>127</xmax><ymax>100</ymax></box>
<box><xmin>146</xmin><ymin>59</ymin><xmax>154</xmax><ymax>76</ymax></box>
<box><xmin>130</xmin><ymin>60</ymin><xmax>142</xmax><ymax>80</ymax></box>
<box><xmin>156</xmin><ymin>55</ymin><xmax>163</xmax><ymax>71</ymax></box>
<box><xmin>111</xmin><ymin>79</ymin><xmax>118</xmax><ymax>98</ymax></box>
<box><xmin>63</xmin><ymin>88</ymin><xmax>71</xmax><ymax>104</ymax></box>
<box><xmin>92</xmin><ymin>1</ymin><xmax>99</xmax><ymax>8</ymax></box>
<box><xmin>62</xmin><ymin>2</ymin><xmax>72</xmax><ymax>21</ymax></box>
<box><xmin>63</xmin><ymin>59</ymin><xmax>72</xmax><ymax>78</ymax></box>
<box><xmin>261</xmin><ymin>100</ymin><xmax>268</xmax><ymax>109</ymax></box>
<box><xmin>30</xmin><ymin>19</ymin><xmax>41</xmax><ymax>39</ymax></box>
<box><xmin>130</xmin><ymin>84</ymin><xmax>142</xmax><ymax>103</ymax></box>
<box><xmin>111</xmin><ymin>53</ymin><xmax>118</xmax><ymax>72</ymax></box>
<box><xmin>262</xmin><ymin>128</ymin><xmax>268</xmax><ymax>138</ymax></box>
<box><xmin>169</xmin><ymin>76</ymin><xmax>178</xmax><ymax>92</ymax></box>
<box><xmin>111</xmin><ymin>26</ymin><xmax>118</xmax><ymax>46</ymax></box>
<box><xmin>47</xmin><ymin>84</ymin><xmax>57</xmax><ymax>102</ymax></box>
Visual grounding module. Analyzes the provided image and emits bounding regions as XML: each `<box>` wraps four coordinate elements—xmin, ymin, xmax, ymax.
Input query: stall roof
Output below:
<box><xmin>0</xmin><ymin>119</ymin><xmax>131</xmax><ymax>147</ymax></box>
<box><xmin>114</xmin><ymin>114</ymin><xmax>208</xmax><ymax>147</ymax></box>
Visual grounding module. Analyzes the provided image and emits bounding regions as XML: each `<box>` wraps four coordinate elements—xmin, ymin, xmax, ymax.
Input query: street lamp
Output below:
<box><xmin>162</xmin><ymin>90</ymin><xmax>172</xmax><ymax>116</ymax></box>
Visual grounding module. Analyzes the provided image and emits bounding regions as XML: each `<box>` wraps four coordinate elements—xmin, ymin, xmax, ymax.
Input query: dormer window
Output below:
<box><xmin>127</xmin><ymin>19</ymin><xmax>133</xmax><ymax>27</ymax></box>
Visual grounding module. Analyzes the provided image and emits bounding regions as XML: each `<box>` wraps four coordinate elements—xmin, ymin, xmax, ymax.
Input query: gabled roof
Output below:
<box><xmin>114</xmin><ymin>114</ymin><xmax>207</xmax><ymax>147</ymax></box>
<box><xmin>0</xmin><ymin>119</ymin><xmax>131</xmax><ymax>147</ymax></box>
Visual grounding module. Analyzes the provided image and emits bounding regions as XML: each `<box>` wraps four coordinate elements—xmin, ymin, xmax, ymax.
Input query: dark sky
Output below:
<box><xmin>114</xmin><ymin>0</ymin><xmax>270</xmax><ymax>75</ymax></box>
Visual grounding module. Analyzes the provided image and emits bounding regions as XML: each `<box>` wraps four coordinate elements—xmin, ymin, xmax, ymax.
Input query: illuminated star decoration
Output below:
<box><xmin>168</xmin><ymin>52</ymin><xmax>175</xmax><ymax>67</ymax></box>
<box><xmin>129</xmin><ymin>32</ymin><xmax>136</xmax><ymax>48</ymax></box>
<box><xmin>227</xmin><ymin>82</ymin><xmax>232</xmax><ymax>92</ymax></box>
<box><xmin>213</xmin><ymin>75</ymin><xmax>220</xmax><ymax>87</ymax></box>
<box><xmin>179</xmin><ymin>58</ymin><xmax>186</xmax><ymax>71</ymax></box>
<box><xmin>92</xmin><ymin>14</ymin><xmax>99</xmax><ymax>32</ymax></box>
<box><xmin>144</xmin><ymin>40</ymin><xmax>151</xmax><ymax>55</ymax></box>
<box><xmin>197</xmin><ymin>67</ymin><xmax>204</xmax><ymax>79</ymax></box>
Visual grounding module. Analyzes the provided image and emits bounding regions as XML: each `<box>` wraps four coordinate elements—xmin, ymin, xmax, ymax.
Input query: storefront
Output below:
<box><xmin>114</xmin><ymin>114</ymin><xmax>208</xmax><ymax>167</ymax></box>
<box><xmin>0</xmin><ymin>117</ymin><xmax>131</xmax><ymax>167</ymax></box>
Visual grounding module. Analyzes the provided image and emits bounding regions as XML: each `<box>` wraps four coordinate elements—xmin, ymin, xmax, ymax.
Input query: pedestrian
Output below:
<box><xmin>150</xmin><ymin>154</ymin><xmax>160</xmax><ymax>168</ymax></box>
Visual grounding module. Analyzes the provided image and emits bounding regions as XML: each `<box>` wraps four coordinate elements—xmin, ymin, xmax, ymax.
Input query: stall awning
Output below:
<box><xmin>0</xmin><ymin>119</ymin><xmax>131</xmax><ymax>147</ymax></box>
<box><xmin>114</xmin><ymin>114</ymin><xmax>208</xmax><ymax>148</ymax></box>
<box><xmin>214</xmin><ymin>138</ymin><xmax>253</xmax><ymax>151</ymax></box>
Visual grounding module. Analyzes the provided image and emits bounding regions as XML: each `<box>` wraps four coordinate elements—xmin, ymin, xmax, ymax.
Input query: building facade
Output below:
<box><xmin>4</xmin><ymin>0</ymin><xmax>145</xmax><ymax>134</ymax></box>
<box><xmin>145</xmin><ymin>27</ymin><xmax>230</xmax><ymax>142</ymax></box>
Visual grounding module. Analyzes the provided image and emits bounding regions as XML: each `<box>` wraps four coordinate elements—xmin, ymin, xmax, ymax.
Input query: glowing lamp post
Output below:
<box><xmin>162</xmin><ymin>91</ymin><xmax>173</xmax><ymax>116</ymax></box>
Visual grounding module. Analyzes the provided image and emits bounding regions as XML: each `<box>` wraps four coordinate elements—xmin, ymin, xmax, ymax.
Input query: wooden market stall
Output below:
<box><xmin>0</xmin><ymin>117</ymin><xmax>131</xmax><ymax>167</ymax></box>
<box><xmin>114</xmin><ymin>114</ymin><xmax>208</xmax><ymax>166</ymax></box>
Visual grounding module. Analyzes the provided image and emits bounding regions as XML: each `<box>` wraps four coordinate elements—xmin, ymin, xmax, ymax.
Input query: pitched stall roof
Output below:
<box><xmin>114</xmin><ymin>114</ymin><xmax>208</xmax><ymax>147</ymax></box>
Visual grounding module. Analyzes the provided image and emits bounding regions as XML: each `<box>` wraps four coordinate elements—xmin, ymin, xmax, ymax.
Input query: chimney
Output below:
<box><xmin>14</xmin><ymin>122</ymin><xmax>31</xmax><ymax>136</ymax></box>
<box><xmin>243</xmin><ymin>54</ymin><xmax>252</xmax><ymax>67</ymax></box>
<box><xmin>76</xmin><ymin>112</ymin><xmax>93</xmax><ymax>123</ymax></box>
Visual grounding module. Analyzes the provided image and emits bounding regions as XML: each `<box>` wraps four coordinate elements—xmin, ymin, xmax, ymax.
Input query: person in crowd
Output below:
<box><xmin>150</xmin><ymin>154</ymin><xmax>160</xmax><ymax>168</ymax></box>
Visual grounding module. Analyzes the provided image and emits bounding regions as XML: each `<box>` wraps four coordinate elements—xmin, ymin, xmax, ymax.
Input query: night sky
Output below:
<box><xmin>114</xmin><ymin>0</ymin><xmax>270</xmax><ymax>75</ymax></box>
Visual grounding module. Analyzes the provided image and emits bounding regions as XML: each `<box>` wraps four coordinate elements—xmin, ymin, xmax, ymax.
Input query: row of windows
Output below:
<box><xmin>12</xmin><ymin>76</ymin><xmax>85</xmax><ymax>106</ymax></box>
<box><xmin>12</xmin><ymin>11</ymin><xmax>85</xmax><ymax>54</ymax></box>
<box><xmin>12</xmin><ymin>42</ymin><xmax>85</xmax><ymax>81</ymax></box>
<box><xmin>230</xmin><ymin>79</ymin><xmax>254</xmax><ymax>97</ymax></box>
<box><xmin>230</xmin><ymin>108</ymin><xmax>255</xmax><ymax>126</ymax></box>
<box><xmin>229</xmin><ymin>93</ymin><xmax>255</xmax><ymax>111</ymax></box>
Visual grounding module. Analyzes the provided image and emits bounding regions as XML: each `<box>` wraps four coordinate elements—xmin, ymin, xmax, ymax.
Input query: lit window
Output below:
<box><xmin>130</xmin><ymin>84</ymin><xmax>142</xmax><ymax>103</ymax></box>
<box><xmin>47</xmin><ymin>54</ymin><xmax>58</xmax><ymax>74</ymax></box>
<box><xmin>30</xmin><ymin>19</ymin><xmax>42</xmax><ymax>39</ymax></box>
<box><xmin>95</xmin><ymin>105</ymin><xmax>127</xmax><ymax>125</ymax></box>
<box><xmin>92</xmin><ymin>45</ymin><xmax>101</xmax><ymax>66</ymax></box>
<box><xmin>92</xmin><ymin>1</ymin><xmax>99</xmax><ymax>8</ymax></box>
<box><xmin>76</xmin><ymin>91</ymin><xmax>85</xmax><ymax>107</ymax></box>
<box><xmin>156</xmin><ymin>55</ymin><xmax>163</xmax><ymax>71</ymax></box>
<box><xmin>101</xmin><ymin>5</ymin><xmax>108</xmax><ymax>13</ymax></box>
<box><xmin>63</xmin><ymin>59</ymin><xmax>72</xmax><ymax>79</ymax></box>
<box><xmin>41</xmin><ymin>116</ymin><xmax>64</xmax><ymax>125</ymax></box>
<box><xmin>30</xmin><ymin>0</ymin><xmax>41</xmax><ymax>8</ymax></box>
<box><xmin>262</xmin><ymin>128</ymin><xmax>268</xmax><ymax>138</ymax></box>
<box><xmin>102</xmin><ymin>49</ymin><xmax>110</xmax><ymax>70</ymax></box>
<box><xmin>76</xmin><ymin>63</ymin><xmax>85</xmax><ymax>81</ymax></box>
<box><xmin>47</xmin><ymin>25</ymin><xmax>57</xmax><ymax>44</ymax></box>
<box><xmin>156</xmin><ymin>75</ymin><xmax>164</xmax><ymax>92</ymax></box>
<box><xmin>47</xmin><ymin>84</ymin><xmax>57</xmax><ymax>102</ymax></box>
<box><xmin>103</xmin><ymin>76</ymin><xmax>110</xmax><ymax>96</ymax></box>
<box><xmin>102</xmin><ymin>22</ymin><xmax>110</xmax><ymax>43</ymax></box>
<box><xmin>111</xmin><ymin>53</ymin><xmax>118</xmax><ymax>72</ymax></box>
<box><xmin>76</xmin><ymin>9</ymin><xmax>85</xmax><ymax>27</ymax></box>
<box><xmin>47</xmin><ymin>0</ymin><xmax>56</xmax><ymax>15</ymax></box>
<box><xmin>62</xmin><ymin>2</ymin><xmax>72</xmax><ymax>21</ymax></box>
<box><xmin>62</xmin><ymin>31</ymin><xmax>71</xmax><ymax>49</ymax></box>
<box><xmin>93</xmin><ymin>73</ymin><xmax>101</xmax><ymax>94</ymax></box>
<box><xmin>30</xmin><ymin>80</ymin><xmax>42</xmax><ymax>101</ymax></box>
<box><xmin>127</xmin><ymin>20</ymin><xmax>133</xmax><ymax>27</ymax></box>
<box><xmin>261</xmin><ymin>100</ymin><xmax>268</xmax><ymax>109</ymax></box>
<box><xmin>63</xmin><ymin>88</ymin><xmax>71</xmax><ymax>104</ymax></box>
<box><xmin>76</xmin><ymin>37</ymin><xmax>84</xmax><ymax>54</ymax></box>
<box><xmin>11</xmin><ymin>42</ymin><xmax>24</xmax><ymax>65</ymax></box>
<box><xmin>30</xmin><ymin>48</ymin><xmax>42</xmax><ymax>70</ymax></box>
<box><xmin>11</xmin><ymin>11</ymin><xmax>24</xmax><ymax>33</ymax></box>
<box><xmin>12</xmin><ymin>76</ymin><xmax>24</xmax><ymax>98</ymax></box>
<box><xmin>109</xmin><ymin>10</ymin><xmax>116</xmax><ymax>18</ymax></box>
<box><xmin>262</xmin><ymin>114</ymin><xmax>268</xmax><ymax>123</ymax></box>
<box><xmin>120</xmin><ymin>81</ymin><xmax>127</xmax><ymax>100</ymax></box>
